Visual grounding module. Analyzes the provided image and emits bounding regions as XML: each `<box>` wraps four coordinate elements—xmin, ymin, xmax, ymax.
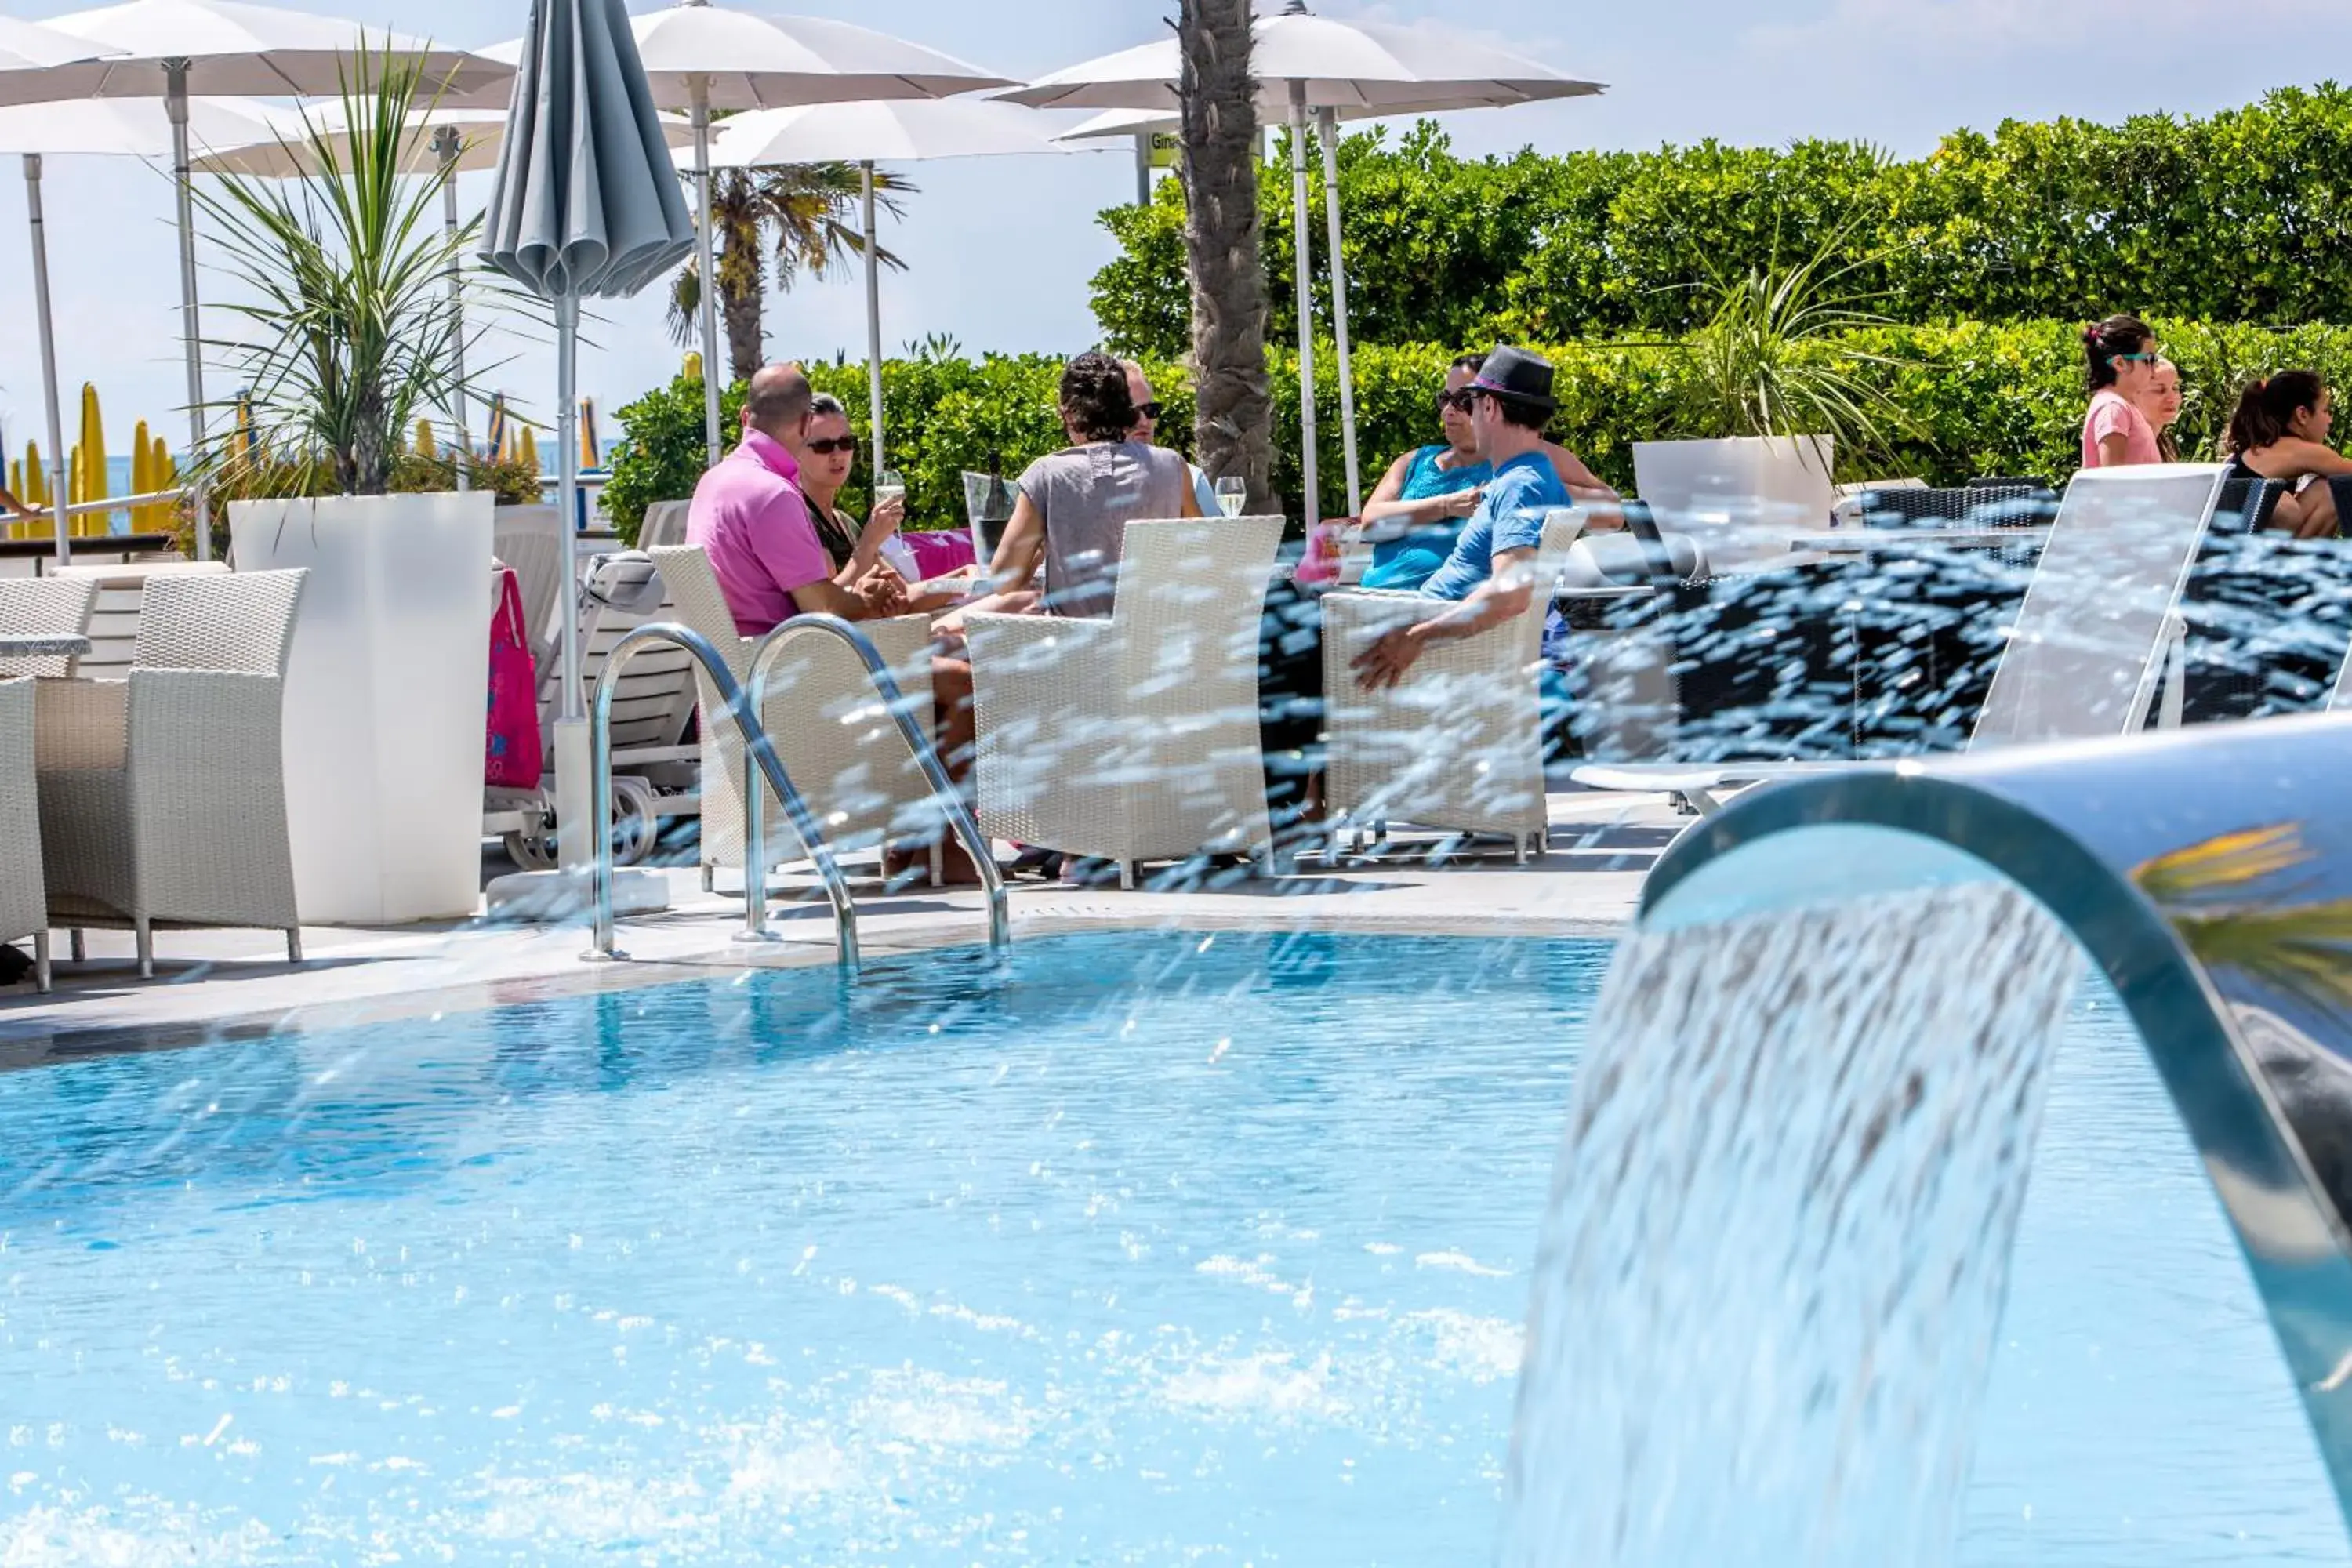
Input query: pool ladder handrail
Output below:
<box><xmin>742</xmin><ymin>612</ymin><xmax>1007</xmax><ymax>956</ymax></box>
<box><xmin>580</xmin><ymin>619</ymin><xmax>1006</xmax><ymax>968</ymax></box>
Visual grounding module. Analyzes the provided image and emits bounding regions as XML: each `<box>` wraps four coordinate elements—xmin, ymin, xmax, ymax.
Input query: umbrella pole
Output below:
<box><xmin>862</xmin><ymin>161</ymin><xmax>885</xmax><ymax>477</ymax></box>
<box><xmin>167</xmin><ymin>64</ymin><xmax>209</xmax><ymax>561</ymax></box>
<box><xmin>553</xmin><ymin>292</ymin><xmax>590</xmax><ymax>873</ymax></box>
<box><xmin>436</xmin><ymin>128</ymin><xmax>470</xmax><ymax>495</ymax></box>
<box><xmin>1316</xmin><ymin>106</ymin><xmax>1360</xmax><ymax>517</ymax></box>
<box><xmin>692</xmin><ymin>79</ymin><xmax>722</xmax><ymax>470</ymax></box>
<box><xmin>23</xmin><ymin>154</ymin><xmax>69</xmax><ymax>565</ymax></box>
<box><xmin>1286</xmin><ymin>82</ymin><xmax>1319</xmax><ymax>530</ymax></box>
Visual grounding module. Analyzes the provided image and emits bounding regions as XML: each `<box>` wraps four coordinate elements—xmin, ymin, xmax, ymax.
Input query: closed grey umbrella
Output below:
<box><xmin>483</xmin><ymin>0</ymin><xmax>693</xmax><ymax>872</ymax></box>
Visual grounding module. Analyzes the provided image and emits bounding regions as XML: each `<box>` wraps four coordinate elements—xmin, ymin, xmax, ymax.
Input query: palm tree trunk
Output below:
<box><xmin>714</xmin><ymin>172</ymin><xmax>767</xmax><ymax>386</ymax></box>
<box><xmin>1178</xmin><ymin>0</ymin><xmax>1274</xmax><ymax>515</ymax></box>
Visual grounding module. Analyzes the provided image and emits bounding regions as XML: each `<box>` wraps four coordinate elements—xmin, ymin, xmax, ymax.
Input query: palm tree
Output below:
<box><xmin>666</xmin><ymin>162</ymin><xmax>911</xmax><ymax>384</ymax></box>
<box><xmin>1178</xmin><ymin>0</ymin><xmax>1274</xmax><ymax>512</ymax></box>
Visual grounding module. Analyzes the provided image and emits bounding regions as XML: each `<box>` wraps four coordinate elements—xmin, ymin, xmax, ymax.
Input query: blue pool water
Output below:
<box><xmin>0</xmin><ymin>931</ymin><xmax>2343</xmax><ymax>1563</ymax></box>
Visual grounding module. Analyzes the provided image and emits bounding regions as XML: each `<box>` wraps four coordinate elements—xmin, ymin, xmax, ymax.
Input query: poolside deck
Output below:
<box><xmin>0</xmin><ymin>789</ymin><xmax>1679</xmax><ymax>1062</ymax></box>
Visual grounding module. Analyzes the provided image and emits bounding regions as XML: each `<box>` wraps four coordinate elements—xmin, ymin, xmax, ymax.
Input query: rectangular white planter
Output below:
<box><xmin>230</xmin><ymin>491</ymin><xmax>493</xmax><ymax>924</ymax></box>
<box><xmin>1632</xmin><ymin>435</ymin><xmax>1836</xmax><ymax>573</ymax></box>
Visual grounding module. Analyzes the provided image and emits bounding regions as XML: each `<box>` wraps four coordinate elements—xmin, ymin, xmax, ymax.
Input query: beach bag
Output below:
<box><xmin>903</xmin><ymin>528</ymin><xmax>978</xmax><ymax>579</ymax></box>
<box><xmin>486</xmin><ymin>565</ymin><xmax>543</xmax><ymax>789</ymax></box>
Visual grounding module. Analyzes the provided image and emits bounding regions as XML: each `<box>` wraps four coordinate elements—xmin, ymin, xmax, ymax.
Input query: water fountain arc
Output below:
<box><xmin>1634</xmin><ymin>710</ymin><xmax>2352</xmax><ymax>1521</ymax></box>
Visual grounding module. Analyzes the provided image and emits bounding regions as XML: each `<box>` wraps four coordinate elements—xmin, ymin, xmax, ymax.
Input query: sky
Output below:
<box><xmin>1</xmin><ymin>0</ymin><xmax>2347</xmax><ymax>456</ymax></box>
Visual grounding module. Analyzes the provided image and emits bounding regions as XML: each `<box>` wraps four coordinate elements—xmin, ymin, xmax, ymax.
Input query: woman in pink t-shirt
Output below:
<box><xmin>2080</xmin><ymin>314</ymin><xmax>2165</xmax><ymax>468</ymax></box>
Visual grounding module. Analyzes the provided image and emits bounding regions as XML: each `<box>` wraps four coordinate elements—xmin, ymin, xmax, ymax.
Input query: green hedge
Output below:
<box><xmin>1094</xmin><ymin>87</ymin><xmax>2352</xmax><ymax>361</ymax></box>
<box><xmin>601</xmin><ymin>320</ymin><xmax>2352</xmax><ymax>543</ymax></box>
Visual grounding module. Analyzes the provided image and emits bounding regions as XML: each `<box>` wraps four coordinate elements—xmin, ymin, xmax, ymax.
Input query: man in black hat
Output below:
<box><xmin>1352</xmin><ymin>344</ymin><xmax>1574</xmax><ymax>690</ymax></box>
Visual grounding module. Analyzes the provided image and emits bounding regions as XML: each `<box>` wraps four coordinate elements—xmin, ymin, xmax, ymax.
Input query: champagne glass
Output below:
<box><xmin>1214</xmin><ymin>476</ymin><xmax>1247</xmax><ymax>517</ymax></box>
<box><xmin>873</xmin><ymin>467</ymin><xmax>907</xmax><ymax>512</ymax></box>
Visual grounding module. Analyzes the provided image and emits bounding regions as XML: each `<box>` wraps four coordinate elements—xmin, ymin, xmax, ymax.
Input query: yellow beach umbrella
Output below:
<box><xmin>414</xmin><ymin>417</ymin><xmax>434</xmax><ymax>457</ymax></box>
<box><xmin>150</xmin><ymin>437</ymin><xmax>174</xmax><ymax>533</ymax></box>
<box><xmin>579</xmin><ymin>397</ymin><xmax>599</xmax><ymax>470</ymax></box>
<box><xmin>76</xmin><ymin>383</ymin><xmax>106</xmax><ymax>538</ymax></box>
<box><xmin>517</xmin><ymin>425</ymin><xmax>539</xmax><ymax>478</ymax></box>
<box><xmin>683</xmin><ymin>350</ymin><xmax>702</xmax><ymax>383</ymax></box>
<box><xmin>21</xmin><ymin>441</ymin><xmax>45</xmax><ymax>510</ymax></box>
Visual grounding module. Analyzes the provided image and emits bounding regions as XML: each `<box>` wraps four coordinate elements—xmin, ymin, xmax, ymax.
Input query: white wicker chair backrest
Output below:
<box><xmin>135</xmin><ymin>569</ymin><xmax>305</xmax><ymax>675</ymax></box>
<box><xmin>1109</xmin><ymin>514</ymin><xmax>1283</xmax><ymax>700</ymax></box>
<box><xmin>59</xmin><ymin>561</ymin><xmax>231</xmax><ymax>679</ymax></box>
<box><xmin>0</xmin><ymin>575</ymin><xmax>97</xmax><ymax>677</ymax></box>
<box><xmin>647</xmin><ymin>544</ymin><xmax>753</xmax><ymax>679</ymax></box>
<box><xmin>638</xmin><ymin>499</ymin><xmax>692</xmax><ymax>550</ymax></box>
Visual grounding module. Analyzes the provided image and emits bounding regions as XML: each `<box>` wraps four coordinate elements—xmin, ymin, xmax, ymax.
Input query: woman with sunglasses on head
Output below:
<box><xmin>2223</xmin><ymin>371</ymin><xmax>2352</xmax><ymax>539</ymax></box>
<box><xmin>2081</xmin><ymin>314</ymin><xmax>2167</xmax><ymax>469</ymax></box>
<box><xmin>1355</xmin><ymin>353</ymin><xmax>1618</xmax><ymax>591</ymax></box>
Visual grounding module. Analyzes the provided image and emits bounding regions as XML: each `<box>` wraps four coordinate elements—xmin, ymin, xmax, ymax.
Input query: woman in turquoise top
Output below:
<box><xmin>1352</xmin><ymin>353</ymin><xmax>1621</xmax><ymax>590</ymax></box>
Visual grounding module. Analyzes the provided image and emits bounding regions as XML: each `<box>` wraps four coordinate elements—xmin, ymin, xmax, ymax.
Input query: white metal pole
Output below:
<box><xmin>434</xmin><ymin>127</ymin><xmax>470</xmax><ymax>494</ymax></box>
<box><xmin>1316</xmin><ymin>106</ymin><xmax>1360</xmax><ymax>517</ymax></box>
<box><xmin>691</xmin><ymin>78</ymin><xmax>722</xmax><ymax>470</ymax></box>
<box><xmin>862</xmin><ymin>160</ymin><xmax>885</xmax><ymax>477</ymax></box>
<box><xmin>1133</xmin><ymin>131</ymin><xmax>1152</xmax><ymax>206</ymax></box>
<box><xmin>554</xmin><ymin>293</ymin><xmax>590</xmax><ymax>873</ymax></box>
<box><xmin>24</xmin><ymin>154</ymin><xmax>69</xmax><ymax>564</ymax></box>
<box><xmin>1286</xmin><ymin>82</ymin><xmax>1319</xmax><ymax>531</ymax></box>
<box><xmin>168</xmin><ymin>63</ymin><xmax>209</xmax><ymax>560</ymax></box>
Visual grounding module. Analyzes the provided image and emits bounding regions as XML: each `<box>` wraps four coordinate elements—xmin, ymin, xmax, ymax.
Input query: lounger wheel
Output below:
<box><xmin>501</xmin><ymin>780</ymin><xmax>661</xmax><ymax>871</ymax></box>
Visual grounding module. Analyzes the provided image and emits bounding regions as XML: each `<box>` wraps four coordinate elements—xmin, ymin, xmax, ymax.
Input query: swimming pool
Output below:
<box><xmin>0</xmin><ymin>931</ymin><xmax>2343</xmax><ymax>1563</ymax></box>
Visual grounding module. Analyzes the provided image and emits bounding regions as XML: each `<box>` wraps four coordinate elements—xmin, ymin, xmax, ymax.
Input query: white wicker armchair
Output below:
<box><xmin>35</xmin><ymin>569</ymin><xmax>307</xmax><ymax>977</ymax></box>
<box><xmin>1319</xmin><ymin>513</ymin><xmax>1584</xmax><ymax>861</ymax></box>
<box><xmin>648</xmin><ymin>545</ymin><xmax>937</xmax><ymax>887</ymax></box>
<box><xmin>0</xmin><ymin>677</ymin><xmax>50</xmax><ymax>990</ymax></box>
<box><xmin>967</xmin><ymin>514</ymin><xmax>1283</xmax><ymax>887</ymax></box>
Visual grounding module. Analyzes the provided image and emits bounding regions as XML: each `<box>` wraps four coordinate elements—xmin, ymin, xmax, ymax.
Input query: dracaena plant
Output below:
<box><xmin>1676</xmin><ymin>220</ymin><xmax>1913</xmax><ymax>474</ymax></box>
<box><xmin>196</xmin><ymin>42</ymin><xmax>502</xmax><ymax>498</ymax></box>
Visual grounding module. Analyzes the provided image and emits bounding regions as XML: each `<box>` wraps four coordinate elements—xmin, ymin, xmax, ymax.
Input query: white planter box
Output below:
<box><xmin>1632</xmin><ymin>435</ymin><xmax>1836</xmax><ymax>573</ymax></box>
<box><xmin>230</xmin><ymin>491</ymin><xmax>493</xmax><ymax>924</ymax></box>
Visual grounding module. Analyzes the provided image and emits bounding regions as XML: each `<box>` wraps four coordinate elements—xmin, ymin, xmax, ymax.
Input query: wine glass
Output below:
<box><xmin>873</xmin><ymin>467</ymin><xmax>907</xmax><ymax>510</ymax></box>
<box><xmin>1214</xmin><ymin>476</ymin><xmax>1247</xmax><ymax>517</ymax></box>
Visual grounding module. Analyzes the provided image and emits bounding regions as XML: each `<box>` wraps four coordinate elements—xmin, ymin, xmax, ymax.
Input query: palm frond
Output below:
<box><xmin>2135</xmin><ymin>824</ymin><xmax>2314</xmax><ymax>908</ymax></box>
<box><xmin>2132</xmin><ymin>821</ymin><xmax>2352</xmax><ymax>1021</ymax></box>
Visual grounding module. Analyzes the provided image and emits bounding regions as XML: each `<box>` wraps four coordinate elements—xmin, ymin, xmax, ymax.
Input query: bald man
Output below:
<box><xmin>685</xmin><ymin>362</ymin><xmax>982</xmax><ymax>884</ymax></box>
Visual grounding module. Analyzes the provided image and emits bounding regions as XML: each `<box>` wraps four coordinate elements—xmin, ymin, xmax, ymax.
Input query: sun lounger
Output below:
<box><xmin>1571</xmin><ymin>464</ymin><xmax>2234</xmax><ymax>814</ymax></box>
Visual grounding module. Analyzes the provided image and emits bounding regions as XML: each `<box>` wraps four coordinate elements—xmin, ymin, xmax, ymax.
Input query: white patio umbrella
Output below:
<box><xmin>0</xmin><ymin>20</ymin><xmax>137</xmax><ymax>561</ymax></box>
<box><xmin>470</xmin><ymin>5</ymin><xmax>1014</xmax><ymax>472</ymax></box>
<box><xmin>193</xmin><ymin>104</ymin><xmax>695</xmax><ymax>491</ymax></box>
<box><xmin>483</xmin><ymin>0</ymin><xmax>695</xmax><ymax>874</ymax></box>
<box><xmin>705</xmin><ymin>97</ymin><xmax>1101</xmax><ymax>477</ymax></box>
<box><xmin>1004</xmin><ymin>0</ymin><xmax>1602</xmax><ymax>521</ymax></box>
<box><xmin>41</xmin><ymin>0</ymin><xmax>510</xmax><ymax>557</ymax></box>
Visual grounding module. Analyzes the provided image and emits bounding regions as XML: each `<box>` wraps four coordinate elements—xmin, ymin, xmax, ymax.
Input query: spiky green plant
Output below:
<box><xmin>194</xmin><ymin>42</ymin><xmax>495</xmax><ymax>497</ymax></box>
<box><xmin>1677</xmin><ymin>223</ymin><xmax>1912</xmax><ymax>474</ymax></box>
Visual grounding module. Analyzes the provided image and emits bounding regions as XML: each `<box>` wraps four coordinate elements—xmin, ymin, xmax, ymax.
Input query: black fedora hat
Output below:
<box><xmin>1468</xmin><ymin>344</ymin><xmax>1557</xmax><ymax>415</ymax></box>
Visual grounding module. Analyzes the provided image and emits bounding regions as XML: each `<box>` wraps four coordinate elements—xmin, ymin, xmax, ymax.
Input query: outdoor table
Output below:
<box><xmin>0</xmin><ymin>633</ymin><xmax>89</xmax><ymax>659</ymax></box>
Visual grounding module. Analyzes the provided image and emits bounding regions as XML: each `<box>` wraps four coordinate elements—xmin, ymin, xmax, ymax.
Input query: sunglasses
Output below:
<box><xmin>804</xmin><ymin>436</ymin><xmax>858</xmax><ymax>455</ymax></box>
<box><xmin>1433</xmin><ymin>390</ymin><xmax>1475</xmax><ymax>414</ymax></box>
<box><xmin>1135</xmin><ymin>401</ymin><xmax>1164</xmax><ymax>421</ymax></box>
<box><xmin>2112</xmin><ymin>350</ymin><xmax>2162</xmax><ymax>365</ymax></box>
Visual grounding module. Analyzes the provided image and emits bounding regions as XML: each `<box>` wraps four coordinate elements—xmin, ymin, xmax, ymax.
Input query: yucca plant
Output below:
<box><xmin>195</xmin><ymin>42</ymin><xmax>495</xmax><ymax>498</ymax></box>
<box><xmin>1676</xmin><ymin>222</ymin><xmax>1912</xmax><ymax>473</ymax></box>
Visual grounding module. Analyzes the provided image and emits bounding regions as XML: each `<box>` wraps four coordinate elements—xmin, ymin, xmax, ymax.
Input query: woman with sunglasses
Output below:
<box><xmin>2082</xmin><ymin>314</ymin><xmax>2167</xmax><ymax>469</ymax></box>
<box><xmin>794</xmin><ymin>394</ymin><xmax>969</xmax><ymax>613</ymax></box>
<box><xmin>1355</xmin><ymin>353</ymin><xmax>1618</xmax><ymax>591</ymax></box>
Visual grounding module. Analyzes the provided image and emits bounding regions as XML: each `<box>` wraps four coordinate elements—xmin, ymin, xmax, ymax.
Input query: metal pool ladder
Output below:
<box><xmin>582</xmin><ymin>616</ymin><xmax>1008</xmax><ymax>969</ymax></box>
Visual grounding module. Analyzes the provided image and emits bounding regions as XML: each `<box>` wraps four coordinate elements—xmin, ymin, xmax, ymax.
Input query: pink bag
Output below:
<box><xmin>902</xmin><ymin>528</ymin><xmax>977</xmax><ymax>579</ymax></box>
<box><xmin>485</xmin><ymin>565</ymin><xmax>543</xmax><ymax>789</ymax></box>
<box><xmin>1294</xmin><ymin>517</ymin><xmax>1349</xmax><ymax>586</ymax></box>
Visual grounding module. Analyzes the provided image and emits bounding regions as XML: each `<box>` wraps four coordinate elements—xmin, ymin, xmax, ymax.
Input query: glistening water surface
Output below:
<box><xmin>0</xmin><ymin>930</ymin><xmax>2344</xmax><ymax>1564</ymax></box>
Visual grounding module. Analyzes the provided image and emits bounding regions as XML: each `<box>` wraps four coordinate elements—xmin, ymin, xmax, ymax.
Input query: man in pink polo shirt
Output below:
<box><xmin>686</xmin><ymin>361</ymin><xmax>982</xmax><ymax>884</ymax></box>
<box><xmin>688</xmin><ymin>362</ymin><xmax>902</xmax><ymax>634</ymax></box>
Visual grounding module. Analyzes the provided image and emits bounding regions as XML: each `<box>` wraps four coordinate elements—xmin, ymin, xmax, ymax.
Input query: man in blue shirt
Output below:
<box><xmin>1353</xmin><ymin>345</ymin><xmax>1570</xmax><ymax>689</ymax></box>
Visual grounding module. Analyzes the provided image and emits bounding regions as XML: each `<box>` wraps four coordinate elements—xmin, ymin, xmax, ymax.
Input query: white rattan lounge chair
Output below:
<box><xmin>0</xmin><ymin>677</ymin><xmax>50</xmax><ymax>990</ymax></box>
<box><xmin>1319</xmin><ymin>511</ymin><xmax>1588</xmax><ymax>862</ymax></box>
<box><xmin>0</xmin><ymin>576</ymin><xmax>96</xmax><ymax>679</ymax></box>
<box><xmin>649</xmin><ymin>543</ymin><xmax>938</xmax><ymax>888</ymax></box>
<box><xmin>34</xmin><ymin>569</ymin><xmax>307</xmax><ymax>977</ymax></box>
<box><xmin>967</xmin><ymin>514</ymin><xmax>1285</xmax><ymax>888</ymax></box>
<box><xmin>1571</xmin><ymin>464</ymin><xmax>2234</xmax><ymax>813</ymax></box>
